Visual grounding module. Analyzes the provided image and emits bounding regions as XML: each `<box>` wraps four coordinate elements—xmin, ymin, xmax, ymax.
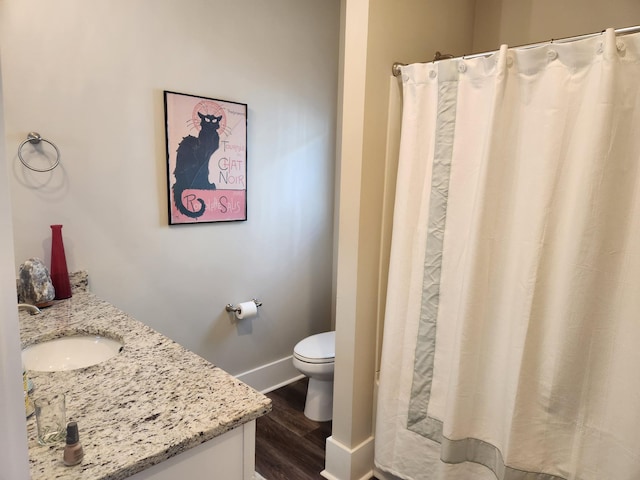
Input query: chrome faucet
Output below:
<box><xmin>18</xmin><ymin>303</ymin><xmax>41</xmax><ymax>315</ymax></box>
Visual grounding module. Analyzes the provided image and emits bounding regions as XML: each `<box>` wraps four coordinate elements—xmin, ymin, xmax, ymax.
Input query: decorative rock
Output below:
<box><xmin>17</xmin><ymin>258</ymin><xmax>55</xmax><ymax>306</ymax></box>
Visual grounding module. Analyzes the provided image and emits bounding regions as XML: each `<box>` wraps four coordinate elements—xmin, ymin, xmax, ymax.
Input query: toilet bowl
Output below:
<box><xmin>292</xmin><ymin>331</ymin><xmax>335</xmax><ymax>422</ymax></box>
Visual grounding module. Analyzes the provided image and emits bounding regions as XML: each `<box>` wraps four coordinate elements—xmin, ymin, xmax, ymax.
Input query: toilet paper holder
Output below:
<box><xmin>225</xmin><ymin>299</ymin><xmax>262</xmax><ymax>313</ymax></box>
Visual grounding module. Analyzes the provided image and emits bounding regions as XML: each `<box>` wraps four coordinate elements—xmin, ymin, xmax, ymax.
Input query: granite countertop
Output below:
<box><xmin>20</xmin><ymin>272</ymin><xmax>271</xmax><ymax>480</ymax></box>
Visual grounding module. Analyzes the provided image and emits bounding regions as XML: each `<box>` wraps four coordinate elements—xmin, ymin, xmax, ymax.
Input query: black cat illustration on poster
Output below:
<box><xmin>172</xmin><ymin>112</ymin><xmax>222</xmax><ymax>218</ymax></box>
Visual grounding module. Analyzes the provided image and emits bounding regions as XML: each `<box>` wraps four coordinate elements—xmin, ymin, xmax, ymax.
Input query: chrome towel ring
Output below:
<box><xmin>18</xmin><ymin>132</ymin><xmax>60</xmax><ymax>172</ymax></box>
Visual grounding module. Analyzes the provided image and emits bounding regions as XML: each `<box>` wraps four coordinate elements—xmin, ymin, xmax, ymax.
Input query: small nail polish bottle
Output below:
<box><xmin>63</xmin><ymin>422</ymin><xmax>84</xmax><ymax>466</ymax></box>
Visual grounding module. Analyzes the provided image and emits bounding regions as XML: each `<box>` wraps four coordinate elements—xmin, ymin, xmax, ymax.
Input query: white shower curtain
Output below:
<box><xmin>376</xmin><ymin>29</ymin><xmax>640</xmax><ymax>480</ymax></box>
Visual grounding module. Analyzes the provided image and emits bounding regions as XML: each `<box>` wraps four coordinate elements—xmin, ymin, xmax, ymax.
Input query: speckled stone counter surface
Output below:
<box><xmin>20</xmin><ymin>272</ymin><xmax>271</xmax><ymax>480</ymax></box>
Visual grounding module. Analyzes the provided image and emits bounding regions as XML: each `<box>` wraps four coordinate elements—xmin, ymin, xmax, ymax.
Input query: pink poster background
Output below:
<box><xmin>171</xmin><ymin>189</ymin><xmax>246</xmax><ymax>222</ymax></box>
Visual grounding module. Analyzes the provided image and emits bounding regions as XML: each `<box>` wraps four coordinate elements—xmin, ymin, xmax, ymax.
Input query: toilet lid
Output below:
<box><xmin>293</xmin><ymin>331</ymin><xmax>335</xmax><ymax>364</ymax></box>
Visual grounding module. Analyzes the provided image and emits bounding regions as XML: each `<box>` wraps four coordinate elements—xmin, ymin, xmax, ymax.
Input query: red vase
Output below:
<box><xmin>50</xmin><ymin>224</ymin><xmax>72</xmax><ymax>299</ymax></box>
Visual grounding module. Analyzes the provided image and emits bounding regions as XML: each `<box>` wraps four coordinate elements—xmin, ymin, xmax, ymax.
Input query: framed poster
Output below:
<box><xmin>164</xmin><ymin>91</ymin><xmax>247</xmax><ymax>224</ymax></box>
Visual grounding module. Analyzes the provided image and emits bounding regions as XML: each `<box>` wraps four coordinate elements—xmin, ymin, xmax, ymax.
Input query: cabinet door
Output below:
<box><xmin>128</xmin><ymin>421</ymin><xmax>255</xmax><ymax>480</ymax></box>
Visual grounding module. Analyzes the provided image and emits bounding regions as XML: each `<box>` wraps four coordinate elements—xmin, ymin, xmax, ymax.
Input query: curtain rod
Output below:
<box><xmin>392</xmin><ymin>25</ymin><xmax>640</xmax><ymax>76</ymax></box>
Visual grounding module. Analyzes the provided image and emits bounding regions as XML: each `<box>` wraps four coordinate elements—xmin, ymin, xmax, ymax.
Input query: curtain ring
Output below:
<box><xmin>18</xmin><ymin>132</ymin><xmax>60</xmax><ymax>172</ymax></box>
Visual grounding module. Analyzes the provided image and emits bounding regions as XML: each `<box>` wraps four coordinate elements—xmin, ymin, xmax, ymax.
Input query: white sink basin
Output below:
<box><xmin>22</xmin><ymin>335</ymin><xmax>123</xmax><ymax>372</ymax></box>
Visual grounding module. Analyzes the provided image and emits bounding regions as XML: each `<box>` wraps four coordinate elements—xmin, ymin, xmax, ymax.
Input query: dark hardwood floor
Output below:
<box><xmin>256</xmin><ymin>378</ymin><xmax>332</xmax><ymax>480</ymax></box>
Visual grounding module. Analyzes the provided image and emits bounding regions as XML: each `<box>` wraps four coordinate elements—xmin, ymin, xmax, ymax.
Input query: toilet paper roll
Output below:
<box><xmin>235</xmin><ymin>301</ymin><xmax>258</xmax><ymax>320</ymax></box>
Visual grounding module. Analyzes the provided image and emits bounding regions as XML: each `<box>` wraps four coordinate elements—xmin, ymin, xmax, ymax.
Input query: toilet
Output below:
<box><xmin>292</xmin><ymin>331</ymin><xmax>335</xmax><ymax>422</ymax></box>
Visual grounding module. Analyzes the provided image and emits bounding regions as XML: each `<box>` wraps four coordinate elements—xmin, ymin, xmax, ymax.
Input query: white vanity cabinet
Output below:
<box><xmin>128</xmin><ymin>421</ymin><xmax>256</xmax><ymax>480</ymax></box>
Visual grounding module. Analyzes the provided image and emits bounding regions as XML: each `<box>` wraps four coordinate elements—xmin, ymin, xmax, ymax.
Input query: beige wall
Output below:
<box><xmin>473</xmin><ymin>0</ymin><xmax>640</xmax><ymax>52</ymax></box>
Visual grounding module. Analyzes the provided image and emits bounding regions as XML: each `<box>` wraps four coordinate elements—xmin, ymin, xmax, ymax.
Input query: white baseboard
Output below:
<box><xmin>235</xmin><ymin>355</ymin><xmax>304</xmax><ymax>394</ymax></box>
<box><xmin>322</xmin><ymin>435</ymin><xmax>375</xmax><ymax>480</ymax></box>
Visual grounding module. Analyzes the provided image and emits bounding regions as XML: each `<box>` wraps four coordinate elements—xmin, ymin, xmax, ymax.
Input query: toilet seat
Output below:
<box><xmin>293</xmin><ymin>331</ymin><xmax>335</xmax><ymax>364</ymax></box>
